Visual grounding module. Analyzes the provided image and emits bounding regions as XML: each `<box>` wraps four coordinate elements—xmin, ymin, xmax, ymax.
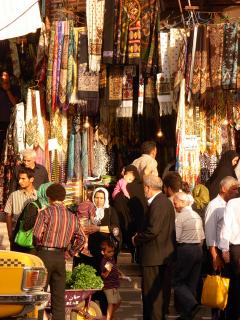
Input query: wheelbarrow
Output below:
<box><xmin>65</xmin><ymin>289</ymin><xmax>102</xmax><ymax>320</ymax></box>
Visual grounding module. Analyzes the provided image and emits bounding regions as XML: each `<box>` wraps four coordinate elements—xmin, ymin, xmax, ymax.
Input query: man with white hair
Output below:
<box><xmin>10</xmin><ymin>148</ymin><xmax>49</xmax><ymax>192</ymax></box>
<box><xmin>132</xmin><ymin>174</ymin><xmax>175</xmax><ymax>320</ymax></box>
<box><xmin>173</xmin><ymin>191</ymin><xmax>204</xmax><ymax>320</ymax></box>
<box><xmin>205</xmin><ymin>176</ymin><xmax>239</xmax><ymax>320</ymax></box>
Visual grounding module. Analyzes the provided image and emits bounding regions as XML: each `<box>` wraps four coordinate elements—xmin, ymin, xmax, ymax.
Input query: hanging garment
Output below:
<box><xmin>51</xmin><ymin>22</ymin><xmax>59</xmax><ymax>112</ymax></box>
<box><xmin>13</xmin><ymin>102</ymin><xmax>25</xmax><ymax>154</ymax></box>
<box><xmin>58</xmin><ymin>21</ymin><xmax>70</xmax><ymax>106</ymax></box>
<box><xmin>46</xmin><ymin>26</ymin><xmax>55</xmax><ymax>112</ymax></box>
<box><xmin>141</xmin><ymin>0</ymin><xmax>160</xmax><ymax>74</ymax></box>
<box><xmin>9</xmin><ymin>39</ymin><xmax>21</xmax><ymax>79</ymax></box>
<box><xmin>0</xmin><ymin>0</ymin><xmax>42</xmax><ymax>40</ymax></box>
<box><xmin>208</xmin><ymin>24</ymin><xmax>224</xmax><ymax>89</ymax></box>
<box><xmin>157</xmin><ymin>32</ymin><xmax>173</xmax><ymax>116</ymax></box>
<box><xmin>222</xmin><ymin>23</ymin><xmax>238</xmax><ymax>89</ymax></box>
<box><xmin>116</xmin><ymin>66</ymin><xmax>134</xmax><ymax>118</ymax></box>
<box><xmin>102</xmin><ymin>0</ymin><xmax>115</xmax><ymax>64</ymax></box>
<box><xmin>86</xmin><ymin>0</ymin><xmax>105</xmax><ymax>72</ymax></box>
<box><xmin>81</xmin><ymin>130</ymin><xmax>89</xmax><ymax>179</ymax></box>
<box><xmin>115</xmin><ymin>0</ymin><xmax>129</xmax><ymax>64</ymax></box>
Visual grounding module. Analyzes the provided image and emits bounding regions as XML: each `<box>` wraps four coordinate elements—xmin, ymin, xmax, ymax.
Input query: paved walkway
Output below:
<box><xmin>116</xmin><ymin>252</ymin><xmax>212</xmax><ymax>320</ymax></box>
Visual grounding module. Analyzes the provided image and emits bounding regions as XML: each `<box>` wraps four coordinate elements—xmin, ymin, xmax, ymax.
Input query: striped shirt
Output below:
<box><xmin>4</xmin><ymin>189</ymin><xmax>37</xmax><ymax>225</ymax></box>
<box><xmin>33</xmin><ymin>203</ymin><xmax>84</xmax><ymax>251</ymax></box>
<box><xmin>176</xmin><ymin>206</ymin><xmax>205</xmax><ymax>243</ymax></box>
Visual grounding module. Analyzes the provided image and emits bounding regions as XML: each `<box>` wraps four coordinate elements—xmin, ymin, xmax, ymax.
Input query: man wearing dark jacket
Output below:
<box><xmin>132</xmin><ymin>175</ymin><xmax>176</xmax><ymax>320</ymax></box>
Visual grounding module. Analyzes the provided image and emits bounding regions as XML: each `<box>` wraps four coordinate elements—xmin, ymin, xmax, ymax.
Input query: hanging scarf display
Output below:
<box><xmin>102</xmin><ymin>0</ymin><xmax>116</xmax><ymax>64</ymax></box>
<box><xmin>46</xmin><ymin>26</ymin><xmax>55</xmax><ymax>112</ymax></box>
<box><xmin>156</xmin><ymin>32</ymin><xmax>173</xmax><ymax>116</ymax></box>
<box><xmin>208</xmin><ymin>24</ymin><xmax>224</xmax><ymax>89</ymax></box>
<box><xmin>117</xmin><ymin>66</ymin><xmax>134</xmax><ymax>118</ymax></box>
<box><xmin>51</xmin><ymin>22</ymin><xmax>59</xmax><ymax>112</ymax></box>
<box><xmin>13</xmin><ymin>102</ymin><xmax>25</xmax><ymax>154</ymax></box>
<box><xmin>115</xmin><ymin>0</ymin><xmax>129</xmax><ymax>64</ymax></box>
<box><xmin>222</xmin><ymin>23</ymin><xmax>238</xmax><ymax>89</ymax></box>
<box><xmin>140</xmin><ymin>0</ymin><xmax>159</xmax><ymax>75</ymax></box>
<box><xmin>86</xmin><ymin>0</ymin><xmax>105</xmax><ymax>72</ymax></box>
<box><xmin>58</xmin><ymin>21</ymin><xmax>70</xmax><ymax>106</ymax></box>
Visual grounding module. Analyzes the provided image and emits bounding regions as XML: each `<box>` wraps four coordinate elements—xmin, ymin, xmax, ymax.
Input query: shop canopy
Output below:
<box><xmin>0</xmin><ymin>0</ymin><xmax>42</xmax><ymax>41</ymax></box>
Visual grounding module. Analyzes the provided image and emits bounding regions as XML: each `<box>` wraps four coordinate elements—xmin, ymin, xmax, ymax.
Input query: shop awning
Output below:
<box><xmin>0</xmin><ymin>0</ymin><xmax>42</xmax><ymax>41</ymax></box>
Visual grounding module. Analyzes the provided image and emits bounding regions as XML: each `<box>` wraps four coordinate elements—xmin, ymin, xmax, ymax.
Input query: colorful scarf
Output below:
<box><xmin>87</xmin><ymin>0</ymin><xmax>105</xmax><ymax>72</ymax></box>
<box><xmin>115</xmin><ymin>0</ymin><xmax>129</xmax><ymax>64</ymax></box>
<box><xmin>46</xmin><ymin>26</ymin><xmax>55</xmax><ymax>112</ymax></box>
<box><xmin>58</xmin><ymin>21</ymin><xmax>70</xmax><ymax>106</ymax></box>
<box><xmin>117</xmin><ymin>66</ymin><xmax>134</xmax><ymax>118</ymax></box>
<box><xmin>141</xmin><ymin>0</ymin><xmax>159</xmax><ymax>74</ymax></box>
<box><xmin>51</xmin><ymin>22</ymin><xmax>59</xmax><ymax>112</ymax></box>
<box><xmin>208</xmin><ymin>24</ymin><xmax>224</xmax><ymax>89</ymax></box>
<box><xmin>222</xmin><ymin>23</ymin><xmax>238</xmax><ymax>89</ymax></box>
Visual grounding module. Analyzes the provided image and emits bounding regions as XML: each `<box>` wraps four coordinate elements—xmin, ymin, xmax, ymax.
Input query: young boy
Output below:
<box><xmin>100</xmin><ymin>240</ymin><xmax>122</xmax><ymax>320</ymax></box>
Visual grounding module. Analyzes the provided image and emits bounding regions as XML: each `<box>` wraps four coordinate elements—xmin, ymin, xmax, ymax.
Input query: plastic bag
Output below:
<box><xmin>201</xmin><ymin>274</ymin><xmax>230</xmax><ymax>310</ymax></box>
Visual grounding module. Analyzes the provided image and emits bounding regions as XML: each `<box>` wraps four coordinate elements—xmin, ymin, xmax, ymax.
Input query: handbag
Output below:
<box><xmin>14</xmin><ymin>220</ymin><xmax>34</xmax><ymax>248</ymax></box>
<box><xmin>14</xmin><ymin>201</ymin><xmax>40</xmax><ymax>249</ymax></box>
<box><xmin>201</xmin><ymin>274</ymin><xmax>230</xmax><ymax>310</ymax></box>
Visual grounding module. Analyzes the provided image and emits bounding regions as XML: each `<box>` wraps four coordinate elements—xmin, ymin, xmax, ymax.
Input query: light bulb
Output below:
<box><xmin>157</xmin><ymin>129</ymin><xmax>163</xmax><ymax>138</ymax></box>
<box><xmin>83</xmin><ymin>116</ymin><xmax>90</xmax><ymax>129</ymax></box>
<box><xmin>223</xmin><ymin>119</ymin><xmax>228</xmax><ymax>125</ymax></box>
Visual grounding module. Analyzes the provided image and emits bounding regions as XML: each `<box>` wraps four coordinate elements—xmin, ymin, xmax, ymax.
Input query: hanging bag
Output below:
<box><xmin>14</xmin><ymin>220</ymin><xmax>34</xmax><ymax>248</ymax></box>
<box><xmin>14</xmin><ymin>201</ymin><xmax>40</xmax><ymax>248</ymax></box>
<box><xmin>201</xmin><ymin>274</ymin><xmax>230</xmax><ymax>310</ymax></box>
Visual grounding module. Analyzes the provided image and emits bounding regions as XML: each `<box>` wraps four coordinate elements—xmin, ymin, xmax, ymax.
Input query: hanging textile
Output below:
<box><xmin>125</xmin><ymin>0</ymin><xmax>141</xmax><ymax>64</ymax></box>
<box><xmin>51</xmin><ymin>22</ymin><xmax>59</xmax><ymax>112</ymax></box>
<box><xmin>141</xmin><ymin>0</ymin><xmax>160</xmax><ymax>74</ymax></box>
<box><xmin>116</xmin><ymin>66</ymin><xmax>134</xmax><ymax>118</ymax></box>
<box><xmin>86</xmin><ymin>0</ymin><xmax>105</xmax><ymax>72</ymax></box>
<box><xmin>59</xmin><ymin>21</ymin><xmax>70</xmax><ymax>106</ymax></box>
<box><xmin>208</xmin><ymin>24</ymin><xmax>224</xmax><ymax>89</ymax></box>
<box><xmin>81</xmin><ymin>130</ymin><xmax>89</xmax><ymax>178</ymax></box>
<box><xmin>9</xmin><ymin>39</ymin><xmax>21</xmax><ymax>79</ymax></box>
<box><xmin>13</xmin><ymin>102</ymin><xmax>25</xmax><ymax>154</ymax></box>
<box><xmin>115</xmin><ymin>0</ymin><xmax>129</xmax><ymax>64</ymax></box>
<box><xmin>222</xmin><ymin>23</ymin><xmax>238</xmax><ymax>90</ymax></box>
<box><xmin>157</xmin><ymin>32</ymin><xmax>173</xmax><ymax>116</ymax></box>
<box><xmin>46</xmin><ymin>26</ymin><xmax>55</xmax><ymax>112</ymax></box>
<box><xmin>102</xmin><ymin>0</ymin><xmax>116</xmax><ymax>64</ymax></box>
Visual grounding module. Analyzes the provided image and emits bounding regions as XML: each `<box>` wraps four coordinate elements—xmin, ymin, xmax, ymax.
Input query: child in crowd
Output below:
<box><xmin>112</xmin><ymin>168</ymin><xmax>135</xmax><ymax>200</ymax></box>
<box><xmin>100</xmin><ymin>240</ymin><xmax>122</xmax><ymax>320</ymax></box>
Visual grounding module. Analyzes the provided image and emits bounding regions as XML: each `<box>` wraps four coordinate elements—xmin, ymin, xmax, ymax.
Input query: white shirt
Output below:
<box><xmin>132</xmin><ymin>154</ymin><xmax>158</xmax><ymax>180</ymax></box>
<box><xmin>219</xmin><ymin>198</ymin><xmax>240</xmax><ymax>251</ymax></box>
<box><xmin>148</xmin><ymin>191</ymin><xmax>161</xmax><ymax>205</ymax></box>
<box><xmin>205</xmin><ymin>194</ymin><xmax>228</xmax><ymax>249</ymax></box>
<box><xmin>175</xmin><ymin>206</ymin><xmax>205</xmax><ymax>243</ymax></box>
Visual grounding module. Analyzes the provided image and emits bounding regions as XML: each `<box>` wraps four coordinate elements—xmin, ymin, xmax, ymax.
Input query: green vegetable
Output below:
<box><xmin>66</xmin><ymin>264</ymin><xmax>103</xmax><ymax>290</ymax></box>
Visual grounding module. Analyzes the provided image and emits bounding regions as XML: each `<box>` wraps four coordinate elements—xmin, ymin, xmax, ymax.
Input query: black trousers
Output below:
<box><xmin>174</xmin><ymin>244</ymin><xmax>202</xmax><ymax>317</ymax></box>
<box><xmin>227</xmin><ymin>245</ymin><xmax>240</xmax><ymax>320</ymax></box>
<box><xmin>142</xmin><ymin>264</ymin><xmax>168</xmax><ymax>320</ymax></box>
<box><xmin>37</xmin><ymin>250</ymin><xmax>66</xmax><ymax>320</ymax></box>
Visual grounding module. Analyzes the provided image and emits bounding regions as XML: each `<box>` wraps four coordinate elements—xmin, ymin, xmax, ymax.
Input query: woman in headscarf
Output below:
<box><xmin>12</xmin><ymin>182</ymin><xmax>53</xmax><ymax>253</ymax></box>
<box><xmin>73</xmin><ymin>187</ymin><xmax>120</xmax><ymax>317</ymax></box>
<box><xmin>205</xmin><ymin>150</ymin><xmax>239</xmax><ymax>200</ymax></box>
<box><xmin>113</xmin><ymin>165</ymin><xmax>148</xmax><ymax>261</ymax></box>
<box><xmin>73</xmin><ymin>187</ymin><xmax>121</xmax><ymax>270</ymax></box>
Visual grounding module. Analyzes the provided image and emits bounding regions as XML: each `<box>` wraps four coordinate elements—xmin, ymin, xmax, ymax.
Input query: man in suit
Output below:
<box><xmin>132</xmin><ymin>175</ymin><xmax>176</xmax><ymax>320</ymax></box>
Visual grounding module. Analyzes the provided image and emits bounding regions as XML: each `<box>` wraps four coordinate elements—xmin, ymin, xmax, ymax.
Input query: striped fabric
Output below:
<box><xmin>4</xmin><ymin>190</ymin><xmax>37</xmax><ymax>225</ymax></box>
<box><xmin>175</xmin><ymin>206</ymin><xmax>205</xmax><ymax>243</ymax></box>
<box><xmin>33</xmin><ymin>203</ymin><xmax>84</xmax><ymax>250</ymax></box>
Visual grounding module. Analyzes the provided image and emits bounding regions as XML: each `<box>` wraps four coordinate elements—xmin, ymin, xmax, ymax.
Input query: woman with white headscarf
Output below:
<box><xmin>73</xmin><ymin>187</ymin><xmax>121</xmax><ymax>269</ymax></box>
<box><xmin>73</xmin><ymin>187</ymin><xmax>120</xmax><ymax>316</ymax></box>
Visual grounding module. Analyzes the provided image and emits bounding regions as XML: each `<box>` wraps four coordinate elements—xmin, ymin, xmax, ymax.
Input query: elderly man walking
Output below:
<box><xmin>10</xmin><ymin>148</ymin><xmax>49</xmax><ymax>192</ymax></box>
<box><xmin>132</xmin><ymin>175</ymin><xmax>175</xmax><ymax>320</ymax></box>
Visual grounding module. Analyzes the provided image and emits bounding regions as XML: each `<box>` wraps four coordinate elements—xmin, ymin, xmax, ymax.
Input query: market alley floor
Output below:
<box><xmin>116</xmin><ymin>252</ymin><xmax>211</xmax><ymax>320</ymax></box>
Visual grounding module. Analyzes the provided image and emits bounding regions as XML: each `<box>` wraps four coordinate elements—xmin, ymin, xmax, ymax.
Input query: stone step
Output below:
<box><xmin>118</xmin><ymin>262</ymin><xmax>142</xmax><ymax>276</ymax></box>
<box><xmin>119</xmin><ymin>276</ymin><xmax>142</xmax><ymax>289</ymax></box>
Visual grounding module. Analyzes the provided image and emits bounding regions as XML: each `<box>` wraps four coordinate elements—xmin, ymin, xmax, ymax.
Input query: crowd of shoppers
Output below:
<box><xmin>2</xmin><ymin>141</ymin><xmax>240</xmax><ymax>320</ymax></box>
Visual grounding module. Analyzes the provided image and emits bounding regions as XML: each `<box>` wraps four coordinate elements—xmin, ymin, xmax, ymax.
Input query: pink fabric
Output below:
<box><xmin>112</xmin><ymin>178</ymin><xmax>130</xmax><ymax>199</ymax></box>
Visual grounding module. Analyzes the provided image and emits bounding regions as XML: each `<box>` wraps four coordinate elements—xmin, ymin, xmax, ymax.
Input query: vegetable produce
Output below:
<box><xmin>66</xmin><ymin>264</ymin><xmax>103</xmax><ymax>289</ymax></box>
